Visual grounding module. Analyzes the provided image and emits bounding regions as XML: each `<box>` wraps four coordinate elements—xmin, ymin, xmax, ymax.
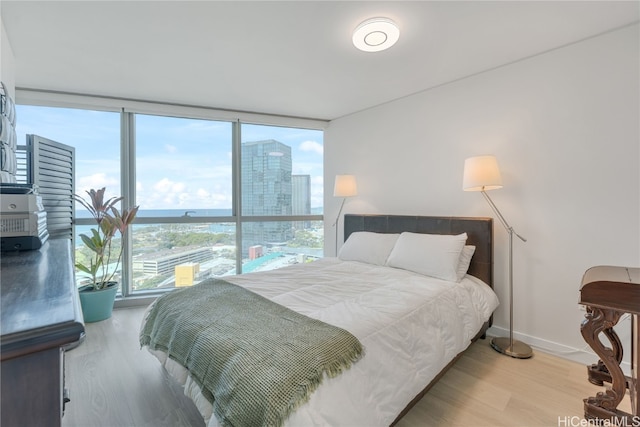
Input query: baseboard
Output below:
<box><xmin>486</xmin><ymin>326</ymin><xmax>632</xmax><ymax>376</ymax></box>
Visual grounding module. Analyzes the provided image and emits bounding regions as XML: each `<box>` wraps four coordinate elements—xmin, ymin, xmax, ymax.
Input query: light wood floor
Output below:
<box><xmin>62</xmin><ymin>306</ymin><xmax>629</xmax><ymax>427</ymax></box>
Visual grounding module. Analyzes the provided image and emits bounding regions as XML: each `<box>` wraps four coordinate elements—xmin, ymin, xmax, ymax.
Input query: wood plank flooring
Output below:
<box><xmin>62</xmin><ymin>306</ymin><xmax>630</xmax><ymax>427</ymax></box>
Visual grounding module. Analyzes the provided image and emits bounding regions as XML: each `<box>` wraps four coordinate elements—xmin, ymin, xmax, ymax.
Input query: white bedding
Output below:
<box><xmin>146</xmin><ymin>258</ymin><xmax>499</xmax><ymax>427</ymax></box>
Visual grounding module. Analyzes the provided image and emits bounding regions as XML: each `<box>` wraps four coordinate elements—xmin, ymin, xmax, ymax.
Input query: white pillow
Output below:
<box><xmin>456</xmin><ymin>245</ymin><xmax>476</xmax><ymax>282</ymax></box>
<box><xmin>386</xmin><ymin>232</ymin><xmax>468</xmax><ymax>282</ymax></box>
<box><xmin>338</xmin><ymin>232</ymin><xmax>400</xmax><ymax>266</ymax></box>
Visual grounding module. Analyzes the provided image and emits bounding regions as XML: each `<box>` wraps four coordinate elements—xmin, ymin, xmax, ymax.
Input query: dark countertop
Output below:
<box><xmin>1</xmin><ymin>239</ymin><xmax>84</xmax><ymax>360</ymax></box>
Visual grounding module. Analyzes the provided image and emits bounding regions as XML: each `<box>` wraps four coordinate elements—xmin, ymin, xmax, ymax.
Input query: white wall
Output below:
<box><xmin>1</xmin><ymin>15</ymin><xmax>16</xmax><ymax>96</ymax></box>
<box><xmin>325</xmin><ymin>24</ymin><xmax>639</xmax><ymax>363</ymax></box>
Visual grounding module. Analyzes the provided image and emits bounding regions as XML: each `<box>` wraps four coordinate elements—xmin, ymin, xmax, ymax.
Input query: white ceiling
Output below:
<box><xmin>2</xmin><ymin>1</ymin><xmax>638</xmax><ymax>121</ymax></box>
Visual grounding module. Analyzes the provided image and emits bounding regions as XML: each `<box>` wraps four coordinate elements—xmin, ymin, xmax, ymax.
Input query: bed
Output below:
<box><xmin>140</xmin><ymin>214</ymin><xmax>499</xmax><ymax>427</ymax></box>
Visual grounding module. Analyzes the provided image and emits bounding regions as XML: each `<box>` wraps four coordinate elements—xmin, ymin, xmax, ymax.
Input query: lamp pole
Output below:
<box><xmin>481</xmin><ymin>188</ymin><xmax>532</xmax><ymax>359</ymax></box>
<box><xmin>333</xmin><ymin>198</ymin><xmax>346</xmax><ymax>255</ymax></box>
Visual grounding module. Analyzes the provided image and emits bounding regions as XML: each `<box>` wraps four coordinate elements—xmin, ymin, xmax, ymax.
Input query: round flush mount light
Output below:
<box><xmin>352</xmin><ymin>17</ymin><xmax>400</xmax><ymax>52</ymax></box>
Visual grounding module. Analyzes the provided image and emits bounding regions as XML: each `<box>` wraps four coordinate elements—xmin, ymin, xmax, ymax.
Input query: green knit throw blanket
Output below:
<box><xmin>140</xmin><ymin>279</ymin><xmax>363</xmax><ymax>427</ymax></box>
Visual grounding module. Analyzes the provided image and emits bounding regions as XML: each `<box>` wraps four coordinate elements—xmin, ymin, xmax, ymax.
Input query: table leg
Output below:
<box><xmin>581</xmin><ymin>306</ymin><xmax>626</xmax><ymax>414</ymax></box>
<box><xmin>586</xmin><ymin>322</ymin><xmax>624</xmax><ymax>386</ymax></box>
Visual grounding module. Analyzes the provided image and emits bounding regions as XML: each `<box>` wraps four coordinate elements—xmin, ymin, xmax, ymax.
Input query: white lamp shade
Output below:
<box><xmin>333</xmin><ymin>175</ymin><xmax>358</xmax><ymax>197</ymax></box>
<box><xmin>463</xmin><ymin>156</ymin><xmax>503</xmax><ymax>192</ymax></box>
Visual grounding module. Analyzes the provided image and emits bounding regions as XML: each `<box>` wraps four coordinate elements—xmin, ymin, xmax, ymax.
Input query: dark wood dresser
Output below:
<box><xmin>1</xmin><ymin>238</ymin><xmax>85</xmax><ymax>427</ymax></box>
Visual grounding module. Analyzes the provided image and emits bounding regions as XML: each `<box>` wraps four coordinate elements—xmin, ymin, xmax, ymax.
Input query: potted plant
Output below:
<box><xmin>74</xmin><ymin>187</ymin><xmax>138</xmax><ymax>322</ymax></box>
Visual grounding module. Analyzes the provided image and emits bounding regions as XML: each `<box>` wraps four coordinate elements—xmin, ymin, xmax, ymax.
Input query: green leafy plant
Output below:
<box><xmin>74</xmin><ymin>187</ymin><xmax>139</xmax><ymax>290</ymax></box>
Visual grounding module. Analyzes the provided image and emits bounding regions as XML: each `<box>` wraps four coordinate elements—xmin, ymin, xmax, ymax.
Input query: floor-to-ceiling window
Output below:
<box><xmin>15</xmin><ymin>99</ymin><xmax>324</xmax><ymax>299</ymax></box>
<box><xmin>130</xmin><ymin>113</ymin><xmax>235</xmax><ymax>292</ymax></box>
<box><xmin>240</xmin><ymin>123</ymin><xmax>324</xmax><ymax>272</ymax></box>
<box><xmin>15</xmin><ymin>105</ymin><xmax>122</xmax><ymax>288</ymax></box>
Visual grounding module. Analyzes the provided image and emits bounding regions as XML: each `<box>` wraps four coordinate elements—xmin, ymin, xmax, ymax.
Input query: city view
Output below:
<box><xmin>16</xmin><ymin>105</ymin><xmax>324</xmax><ymax>295</ymax></box>
<box><xmin>75</xmin><ymin>217</ymin><xmax>324</xmax><ymax>291</ymax></box>
<box><xmin>74</xmin><ymin>139</ymin><xmax>325</xmax><ymax>292</ymax></box>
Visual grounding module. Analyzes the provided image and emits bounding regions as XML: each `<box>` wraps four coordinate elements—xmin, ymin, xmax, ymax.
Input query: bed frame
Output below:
<box><xmin>343</xmin><ymin>214</ymin><xmax>494</xmax><ymax>425</ymax></box>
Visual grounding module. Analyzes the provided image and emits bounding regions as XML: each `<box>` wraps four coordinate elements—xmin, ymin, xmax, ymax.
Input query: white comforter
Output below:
<box><xmin>147</xmin><ymin>258</ymin><xmax>499</xmax><ymax>427</ymax></box>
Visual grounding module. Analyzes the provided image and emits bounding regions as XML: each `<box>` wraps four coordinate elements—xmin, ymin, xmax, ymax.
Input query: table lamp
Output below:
<box><xmin>333</xmin><ymin>174</ymin><xmax>357</xmax><ymax>255</ymax></box>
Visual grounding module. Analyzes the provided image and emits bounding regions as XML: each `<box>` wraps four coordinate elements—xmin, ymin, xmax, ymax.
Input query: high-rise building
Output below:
<box><xmin>292</xmin><ymin>174</ymin><xmax>311</xmax><ymax>229</ymax></box>
<box><xmin>241</xmin><ymin>140</ymin><xmax>292</xmax><ymax>255</ymax></box>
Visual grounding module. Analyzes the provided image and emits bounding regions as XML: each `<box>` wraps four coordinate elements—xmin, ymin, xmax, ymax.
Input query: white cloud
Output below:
<box><xmin>76</xmin><ymin>173</ymin><xmax>118</xmax><ymax>193</ymax></box>
<box><xmin>165</xmin><ymin>144</ymin><xmax>177</xmax><ymax>153</ymax></box>
<box><xmin>299</xmin><ymin>140</ymin><xmax>323</xmax><ymax>155</ymax></box>
<box><xmin>153</xmin><ymin>178</ymin><xmax>186</xmax><ymax>193</ymax></box>
<box><xmin>147</xmin><ymin>178</ymin><xmax>187</xmax><ymax>207</ymax></box>
<box><xmin>196</xmin><ymin>188</ymin><xmax>211</xmax><ymax>198</ymax></box>
<box><xmin>153</xmin><ymin>178</ymin><xmax>174</xmax><ymax>193</ymax></box>
<box><xmin>210</xmin><ymin>192</ymin><xmax>231</xmax><ymax>205</ymax></box>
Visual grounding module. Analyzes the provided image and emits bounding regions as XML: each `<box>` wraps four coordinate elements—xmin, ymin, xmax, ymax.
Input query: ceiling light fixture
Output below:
<box><xmin>352</xmin><ymin>17</ymin><xmax>400</xmax><ymax>52</ymax></box>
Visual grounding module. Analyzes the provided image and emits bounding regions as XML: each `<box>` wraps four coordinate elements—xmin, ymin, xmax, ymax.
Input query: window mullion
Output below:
<box><xmin>233</xmin><ymin>120</ymin><xmax>243</xmax><ymax>274</ymax></box>
<box><xmin>121</xmin><ymin>111</ymin><xmax>135</xmax><ymax>297</ymax></box>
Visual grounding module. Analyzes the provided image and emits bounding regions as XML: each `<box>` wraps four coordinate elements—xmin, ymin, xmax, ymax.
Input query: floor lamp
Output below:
<box><xmin>333</xmin><ymin>174</ymin><xmax>357</xmax><ymax>255</ymax></box>
<box><xmin>463</xmin><ymin>155</ymin><xmax>533</xmax><ymax>359</ymax></box>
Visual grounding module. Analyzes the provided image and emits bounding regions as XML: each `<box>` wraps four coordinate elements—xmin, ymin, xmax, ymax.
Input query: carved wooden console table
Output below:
<box><xmin>579</xmin><ymin>265</ymin><xmax>639</xmax><ymax>425</ymax></box>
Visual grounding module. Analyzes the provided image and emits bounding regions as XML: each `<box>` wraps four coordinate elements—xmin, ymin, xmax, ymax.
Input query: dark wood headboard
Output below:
<box><xmin>343</xmin><ymin>214</ymin><xmax>493</xmax><ymax>288</ymax></box>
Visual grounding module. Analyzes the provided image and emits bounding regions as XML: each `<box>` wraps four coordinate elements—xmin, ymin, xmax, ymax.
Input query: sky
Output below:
<box><xmin>16</xmin><ymin>105</ymin><xmax>324</xmax><ymax>212</ymax></box>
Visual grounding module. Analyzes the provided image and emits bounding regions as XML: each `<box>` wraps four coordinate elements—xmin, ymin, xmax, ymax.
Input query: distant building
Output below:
<box><xmin>133</xmin><ymin>246</ymin><xmax>213</xmax><ymax>276</ymax></box>
<box><xmin>241</xmin><ymin>139</ymin><xmax>293</xmax><ymax>255</ymax></box>
<box><xmin>248</xmin><ymin>245</ymin><xmax>263</xmax><ymax>260</ymax></box>
<box><xmin>175</xmin><ymin>263</ymin><xmax>200</xmax><ymax>287</ymax></box>
<box><xmin>292</xmin><ymin>174</ymin><xmax>311</xmax><ymax>229</ymax></box>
